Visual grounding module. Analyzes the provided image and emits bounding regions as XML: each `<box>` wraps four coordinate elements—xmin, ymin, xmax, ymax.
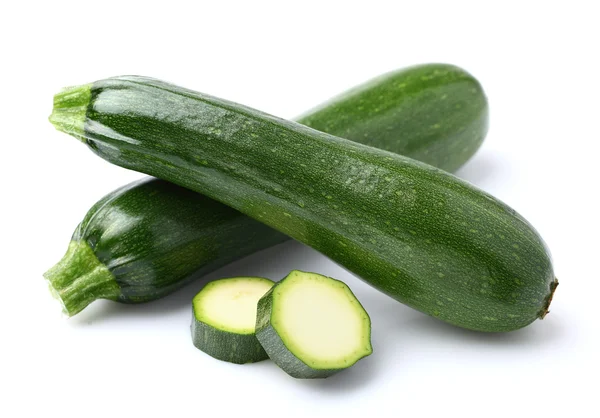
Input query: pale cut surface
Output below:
<box><xmin>274</xmin><ymin>273</ymin><xmax>370</xmax><ymax>365</ymax></box>
<box><xmin>194</xmin><ymin>277</ymin><xmax>274</xmax><ymax>334</ymax></box>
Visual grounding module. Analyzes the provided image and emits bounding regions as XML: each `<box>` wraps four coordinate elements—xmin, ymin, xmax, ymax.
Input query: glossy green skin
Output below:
<box><xmin>49</xmin><ymin>63</ymin><xmax>489</xmax><ymax>309</ymax></box>
<box><xmin>54</xmin><ymin>76</ymin><xmax>556</xmax><ymax>332</ymax></box>
<box><xmin>192</xmin><ymin>316</ymin><xmax>269</xmax><ymax>364</ymax></box>
<box><xmin>75</xmin><ymin>177</ymin><xmax>286</xmax><ymax>303</ymax></box>
<box><xmin>298</xmin><ymin>63</ymin><xmax>488</xmax><ymax>172</ymax></box>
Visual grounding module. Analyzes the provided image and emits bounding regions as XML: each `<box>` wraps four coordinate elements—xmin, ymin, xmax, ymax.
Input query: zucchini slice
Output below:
<box><xmin>256</xmin><ymin>271</ymin><xmax>372</xmax><ymax>379</ymax></box>
<box><xmin>192</xmin><ymin>277</ymin><xmax>274</xmax><ymax>364</ymax></box>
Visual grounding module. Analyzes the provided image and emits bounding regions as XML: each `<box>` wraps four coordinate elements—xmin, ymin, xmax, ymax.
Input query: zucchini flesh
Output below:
<box><xmin>256</xmin><ymin>271</ymin><xmax>372</xmax><ymax>379</ymax></box>
<box><xmin>192</xmin><ymin>277</ymin><xmax>274</xmax><ymax>364</ymax></box>
<box><xmin>45</xmin><ymin>64</ymin><xmax>487</xmax><ymax>316</ymax></box>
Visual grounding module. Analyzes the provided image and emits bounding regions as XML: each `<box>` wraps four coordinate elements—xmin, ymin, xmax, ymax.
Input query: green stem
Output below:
<box><xmin>48</xmin><ymin>84</ymin><xmax>91</xmax><ymax>141</ymax></box>
<box><xmin>43</xmin><ymin>240</ymin><xmax>120</xmax><ymax>316</ymax></box>
<box><xmin>539</xmin><ymin>278</ymin><xmax>559</xmax><ymax>319</ymax></box>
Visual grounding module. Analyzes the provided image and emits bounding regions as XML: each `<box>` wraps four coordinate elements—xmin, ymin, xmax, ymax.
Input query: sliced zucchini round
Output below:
<box><xmin>191</xmin><ymin>277</ymin><xmax>274</xmax><ymax>364</ymax></box>
<box><xmin>255</xmin><ymin>270</ymin><xmax>372</xmax><ymax>379</ymax></box>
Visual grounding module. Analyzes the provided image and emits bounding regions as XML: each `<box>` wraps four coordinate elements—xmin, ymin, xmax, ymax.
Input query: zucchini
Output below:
<box><xmin>298</xmin><ymin>63</ymin><xmax>488</xmax><ymax>172</ymax></box>
<box><xmin>50</xmin><ymin>75</ymin><xmax>557</xmax><ymax>332</ymax></box>
<box><xmin>191</xmin><ymin>277</ymin><xmax>274</xmax><ymax>364</ymax></box>
<box><xmin>256</xmin><ymin>270</ymin><xmax>372</xmax><ymax>379</ymax></box>
<box><xmin>43</xmin><ymin>179</ymin><xmax>287</xmax><ymax>315</ymax></box>
<box><xmin>46</xmin><ymin>64</ymin><xmax>487</xmax><ymax>316</ymax></box>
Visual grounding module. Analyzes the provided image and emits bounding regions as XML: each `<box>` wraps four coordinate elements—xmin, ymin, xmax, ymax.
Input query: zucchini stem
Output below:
<box><xmin>539</xmin><ymin>278</ymin><xmax>559</xmax><ymax>319</ymax></box>
<box><xmin>49</xmin><ymin>84</ymin><xmax>91</xmax><ymax>142</ymax></box>
<box><xmin>43</xmin><ymin>240</ymin><xmax>120</xmax><ymax>316</ymax></box>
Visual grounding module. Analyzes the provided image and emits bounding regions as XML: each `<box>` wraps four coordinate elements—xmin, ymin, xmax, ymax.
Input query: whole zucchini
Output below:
<box><xmin>50</xmin><ymin>75</ymin><xmax>556</xmax><ymax>332</ymax></box>
<box><xmin>44</xmin><ymin>179</ymin><xmax>288</xmax><ymax>314</ymax></box>
<box><xmin>46</xmin><ymin>64</ymin><xmax>488</xmax><ymax>316</ymax></box>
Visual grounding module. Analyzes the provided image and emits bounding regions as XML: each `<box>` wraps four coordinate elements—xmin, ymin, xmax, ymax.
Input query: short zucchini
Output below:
<box><xmin>256</xmin><ymin>270</ymin><xmax>372</xmax><ymax>378</ymax></box>
<box><xmin>46</xmin><ymin>64</ymin><xmax>488</xmax><ymax>316</ymax></box>
<box><xmin>50</xmin><ymin>74</ymin><xmax>557</xmax><ymax>332</ymax></box>
<box><xmin>192</xmin><ymin>277</ymin><xmax>274</xmax><ymax>364</ymax></box>
<box><xmin>43</xmin><ymin>178</ymin><xmax>287</xmax><ymax>315</ymax></box>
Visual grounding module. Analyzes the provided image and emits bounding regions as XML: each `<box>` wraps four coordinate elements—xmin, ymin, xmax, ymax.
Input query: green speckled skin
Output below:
<box><xmin>46</xmin><ymin>64</ymin><xmax>488</xmax><ymax>315</ymax></box>
<box><xmin>256</xmin><ymin>323</ymin><xmax>338</xmax><ymax>379</ymax></box>
<box><xmin>297</xmin><ymin>63</ymin><xmax>488</xmax><ymax>172</ymax></box>
<box><xmin>255</xmin><ymin>271</ymin><xmax>372</xmax><ymax>379</ymax></box>
<box><xmin>74</xmin><ymin>177</ymin><xmax>287</xmax><ymax>303</ymax></box>
<box><xmin>190</xmin><ymin>277</ymin><xmax>273</xmax><ymax>364</ymax></box>
<box><xmin>52</xmin><ymin>75</ymin><xmax>556</xmax><ymax>332</ymax></box>
<box><xmin>191</xmin><ymin>316</ymin><xmax>269</xmax><ymax>364</ymax></box>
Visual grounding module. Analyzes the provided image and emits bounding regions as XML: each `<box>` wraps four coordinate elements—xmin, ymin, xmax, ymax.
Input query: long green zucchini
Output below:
<box><xmin>50</xmin><ymin>74</ymin><xmax>556</xmax><ymax>332</ymax></box>
<box><xmin>46</xmin><ymin>64</ymin><xmax>488</xmax><ymax>316</ymax></box>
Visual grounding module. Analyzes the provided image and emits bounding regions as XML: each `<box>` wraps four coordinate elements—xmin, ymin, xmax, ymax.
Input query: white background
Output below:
<box><xmin>1</xmin><ymin>1</ymin><xmax>598</xmax><ymax>417</ymax></box>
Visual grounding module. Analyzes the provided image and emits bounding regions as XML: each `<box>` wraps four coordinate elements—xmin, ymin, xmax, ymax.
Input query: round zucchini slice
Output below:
<box><xmin>191</xmin><ymin>277</ymin><xmax>274</xmax><ymax>364</ymax></box>
<box><xmin>255</xmin><ymin>270</ymin><xmax>372</xmax><ymax>378</ymax></box>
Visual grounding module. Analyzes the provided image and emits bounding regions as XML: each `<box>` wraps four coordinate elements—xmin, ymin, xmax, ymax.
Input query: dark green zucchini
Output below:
<box><xmin>46</xmin><ymin>64</ymin><xmax>488</xmax><ymax>316</ymax></box>
<box><xmin>44</xmin><ymin>179</ymin><xmax>287</xmax><ymax>315</ymax></box>
<box><xmin>50</xmin><ymin>74</ymin><xmax>556</xmax><ymax>332</ymax></box>
<box><xmin>298</xmin><ymin>63</ymin><xmax>488</xmax><ymax>172</ymax></box>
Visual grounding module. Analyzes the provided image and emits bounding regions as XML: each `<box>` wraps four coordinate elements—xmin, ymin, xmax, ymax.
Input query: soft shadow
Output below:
<box><xmin>403</xmin><ymin>311</ymin><xmax>566</xmax><ymax>348</ymax></box>
<box><xmin>292</xmin><ymin>285</ymin><xmax>566</xmax><ymax>392</ymax></box>
<box><xmin>357</xmin><ymin>283</ymin><xmax>566</xmax><ymax>348</ymax></box>
<box><xmin>454</xmin><ymin>150</ymin><xmax>508</xmax><ymax>189</ymax></box>
<box><xmin>294</xmin><ymin>352</ymin><xmax>379</xmax><ymax>393</ymax></box>
<box><xmin>267</xmin><ymin>288</ymin><xmax>418</xmax><ymax>393</ymax></box>
<box><xmin>232</xmin><ymin>353</ymin><xmax>379</xmax><ymax>393</ymax></box>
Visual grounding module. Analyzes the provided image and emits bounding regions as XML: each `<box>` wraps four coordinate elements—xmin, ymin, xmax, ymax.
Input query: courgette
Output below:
<box><xmin>298</xmin><ymin>63</ymin><xmax>488</xmax><ymax>172</ymax></box>
<box><xmin>255</xmin><ymin>270</ymin><xmax>372</xmax><ymax>378</ymax></box>
<box><xmin>46</xmin><ymin>64</ymin><xmax>488</xmax><ymax>316</ymax></box>
<box><xmin>192</xmin><ymin>277</ymin><xmax>274</xmax><ymax>364</ymax></box>
<box><xmin>43</xmin><ymin>179</ymin><xmax>287</xmax><ymax>315</ymax></box>
<box><xmin>50</xmin><ymin>74</ymin><xmax>557</xmax><ymax>332</ymax></box>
